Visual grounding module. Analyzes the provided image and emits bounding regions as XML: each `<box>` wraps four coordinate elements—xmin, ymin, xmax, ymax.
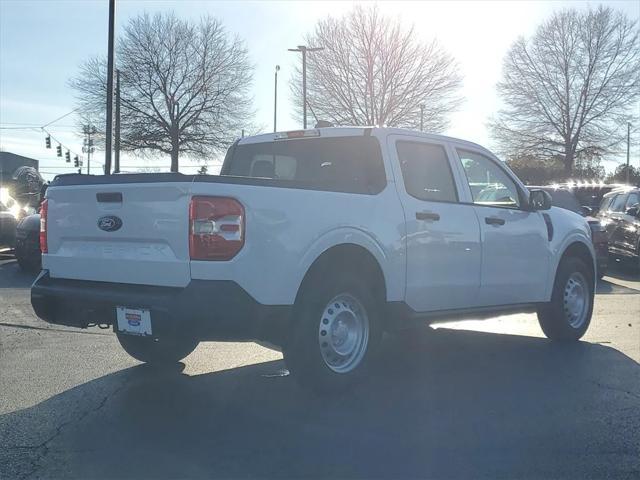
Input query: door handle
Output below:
<box><xmin>416</xmin><ymin>211</ymin><xmax>440</xmax><ymax>221</ymax></box>
<box><xmin>485</xmin><ymin>217</ymin><xmax>505</xmax><ymax>226</ymax></box>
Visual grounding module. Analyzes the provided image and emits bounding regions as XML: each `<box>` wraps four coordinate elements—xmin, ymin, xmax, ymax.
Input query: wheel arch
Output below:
<box><xmin>294</xmin><ymin>243</ymin><xmax>387</xmax><ymax>308</ymax></box>
<box><xmin>556</xmin><ymin>240</ymin><xmax>596</xmax><ymax>287</ymax></box>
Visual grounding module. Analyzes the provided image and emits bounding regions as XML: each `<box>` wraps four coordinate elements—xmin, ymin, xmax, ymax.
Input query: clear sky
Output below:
<box><xmin>1</xmin><ymin>0</ymin><xmax>638</xmax><ymax>180</ymax></box>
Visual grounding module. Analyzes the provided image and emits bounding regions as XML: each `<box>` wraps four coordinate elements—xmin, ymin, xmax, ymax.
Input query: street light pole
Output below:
<box><xmin>82</xmin><ymin>125</ymin><xmax>96</xmax><ymax>175</ymax></box>
<box><xmin>626</xmin><ymin>122</ymin><xmax>631</xmax><ymax>184</ymax></box>
<box><xmin>114</xmin><ymin>68</ymin><xmax>121</xmax><ymax>174</ymax></box>
<box><xmin>288</xmin><ymin>45</ymin><xmax>323</xmax><ymax>129</ymax></box>
<box><xmin>104</xmin><ymin>0</ymin><xmax>116</xmax><ymax>175</ymax></box>
<box><xmin>274</xmin><ymin>65</ymin><xmax>280</xmax><ymax>133</ymax></box>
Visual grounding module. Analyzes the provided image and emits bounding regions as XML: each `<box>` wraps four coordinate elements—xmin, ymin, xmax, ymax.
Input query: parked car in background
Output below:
<box><xmin>555</xmin><ymin>182</ymin><xmax>621</xmax><ymax>215</ymax></box>
<box><xmin>598</xmin><ymin>186</ymin><xmax>640</xmax><ymax>270</ymax></box>
<box><xmin>12</xmin><ymin>182</ymin><xmax>47</xmax><ymax>272</ymax></box>
<box><xmin>0</xmin><ymin>199</ymin><xmax>18</xmax><ymax>250</ymax></box>
<box><xmin>532</xmin><ymin>186</ymin><xmax>608</xmax><ymax>278</ymax></box>
<box><xmin>0</xmin><ymin>188</ymin><xmax>35</xmax><ymax>221</ymax></box>
<box><xmin>15</xmin><ymin>213</ymin><xmax>42</xmax><ymax>272</ymax></box>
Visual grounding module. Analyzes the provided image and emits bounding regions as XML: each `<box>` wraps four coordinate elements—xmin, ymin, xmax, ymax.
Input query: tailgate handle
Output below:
<box><xmin>97</xmin><ymin>192</ymin><xmax>122</xmax><ymax>203</ymax></box>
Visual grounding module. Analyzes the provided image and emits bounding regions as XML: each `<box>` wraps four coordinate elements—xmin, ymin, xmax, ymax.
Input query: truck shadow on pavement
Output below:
<box><xmin>0</xmin><ymin>260</ymin><xmax>36</xmax><ymax>289</ymax></box>
<box><xmin>605</xmin><ymin>260</ymin><xmax>640</xmax><ymax>282</ymax></box>
<box><xmin>2</xmin><ymin>327</ymin><xmax>639</xmax><ymax>479</ymax></box>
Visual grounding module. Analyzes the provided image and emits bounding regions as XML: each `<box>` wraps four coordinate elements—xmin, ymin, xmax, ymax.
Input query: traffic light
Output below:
<box><xmin>45</xmin><ymin>135</ymin><xmax>51</xmax><ymax>149</ymax></box>
<box><xmin>65</xmin><ymin>150</ymin><xmax>71</xmax><ymax>162</ymax></box>
<box><xmin>73</xmin><ymin>155</ymin><xmax>79</xmax><ymax>166</ymax></box>
<box><xmin>56</xmin><ymin>144</ymin><xmax>62</xmax><ymax>157</ymax></box>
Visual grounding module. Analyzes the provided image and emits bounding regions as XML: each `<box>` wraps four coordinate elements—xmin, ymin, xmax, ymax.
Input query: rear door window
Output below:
<box><xmin>224</xmin><ymin>136</ymin><xmax>386</xmax><ymax>194</ymax></box>
<box><xmin>396</xmin><ymin>141</ymin><xmax>458</xmax><ymax>202</ymax></box>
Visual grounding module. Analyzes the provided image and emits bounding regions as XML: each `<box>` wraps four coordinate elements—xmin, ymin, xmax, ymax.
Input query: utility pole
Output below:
<box><xmin>83</xmin><ymin>125</ymin><xmax>96</xmax><ymax>175</ymax></box>
<box><xmin>288</xmin><ymin>45</ymin><xmax>323</xmax><ymax>129</ymax></box>
<box><xmin>104</xmin><ymin>0</ymin><xmax>116</xmax><ymax>175</ymax></box>
<box><xmin>274</xmin><ymin>65</ymin><xmax>280</xmax><ymax>133</ymax></box>
<box><xmin>626</xmin><ymin>122</ymin><xmax>631</xmax><ymax>185</ymax></box>
<box><xmin>114</xmin><ymin>69</ymin><xmax>121</xmax><ymax>174</ymax></box>
<box><xmin>170</xmin><ymin>99</ymin><xmax>180</xmax><ymax>173</ymax></box>
<box><xmin>420</xmin><ymin>104</ymin><xmax>424</xmax><ymax>132</ymax></box>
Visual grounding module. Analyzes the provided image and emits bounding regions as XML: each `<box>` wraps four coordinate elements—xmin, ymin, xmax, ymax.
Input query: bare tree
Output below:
<box><xmin>70</xmin><ymin>13</ymin><xmax>253</xmax><ymax>172</ymax></box>
<box><xmin>490</xmin><ymin>6</ymin><xmax>639</xmax><ymax>175</ymax></box>
<box><xmin>291</xmin><ymin>5</ymin><xmax>462</xmax><ymax>131</ymax></box>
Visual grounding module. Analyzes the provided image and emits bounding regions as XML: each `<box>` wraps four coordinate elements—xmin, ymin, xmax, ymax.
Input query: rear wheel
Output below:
<box><xmin>537</xmin><ymin>256</ymin><xmax>593</xmax><ymax>341</ymax></box>
<box><xmin>116</xmin><ymin>333</ymin><xmax>198</xmax><ymax>365</ymax></box>
<box><xmin>15</xmin><ymin>243</ymin><xmax>41</xmax><ymax>273</ymax></box>
<box><xmin>283</xmin><ymin>271</ymin><xmax>382</xmax><ymax>393</ymax></box>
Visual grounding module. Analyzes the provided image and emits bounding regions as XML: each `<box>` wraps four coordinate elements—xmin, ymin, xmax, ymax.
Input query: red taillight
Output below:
<box><xmin>39</xmin><ymin>199</ymin><xmax>48</xmax><ymax>254</ymax></box>
<box><xmin>189</xmin><ymin>196</ymin><xmax>244</xmax><ymax>261</ymax></box>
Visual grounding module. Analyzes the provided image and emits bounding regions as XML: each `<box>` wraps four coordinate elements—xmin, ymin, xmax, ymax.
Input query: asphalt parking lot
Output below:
<box><xmin>1</xmin><ymin>256</ymin><xmax>639</xmax><ymax>480</ymax></box>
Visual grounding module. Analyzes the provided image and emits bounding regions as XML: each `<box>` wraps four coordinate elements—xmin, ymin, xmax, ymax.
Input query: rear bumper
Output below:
<box><xmin>31</xmin><ymin>271</ymin><xmax>291</xmax><ymax>343</ymax></box>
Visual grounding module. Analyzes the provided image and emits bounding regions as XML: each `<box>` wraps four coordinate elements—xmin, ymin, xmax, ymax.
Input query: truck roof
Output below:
<box><xmin>238</xmin><ymin>127</ymin><xmax>488</xmax><ymax>152</ymax></box>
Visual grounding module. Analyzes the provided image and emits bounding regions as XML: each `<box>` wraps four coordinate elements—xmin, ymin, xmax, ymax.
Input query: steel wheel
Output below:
<box><xmin>563</xmin><ymin>272</ymin><xmax>589</xmax><ymax>329</ymax></box>
<box><xmin>318</xmin><ymin>293</ymin><xmax>370</xmax><ymax>374</ymax></box>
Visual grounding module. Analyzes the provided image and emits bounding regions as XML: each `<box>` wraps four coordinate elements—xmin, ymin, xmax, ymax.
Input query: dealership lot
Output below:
<box><xmin>1</xmin><ymin>257</ymin><xmax>638</xmax><ymax>479</ymax></box>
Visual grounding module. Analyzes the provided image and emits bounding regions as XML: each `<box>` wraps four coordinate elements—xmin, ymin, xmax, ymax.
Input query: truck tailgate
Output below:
<box><xmin>44</xmin><ymin>182</ymin><xmax>193</xmax><ymax>287</ymax></box>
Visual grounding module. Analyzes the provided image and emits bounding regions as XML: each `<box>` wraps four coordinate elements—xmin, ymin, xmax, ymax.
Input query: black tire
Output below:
<box><xmin>283</xmin><ymin>271</ymin><xmax>383</xmax><ymax>393</ymax></box>
<box><xmin>15</xmin><ymin>245</ymin><xmax>41</xmax><ymax>273</ymax></box>
<box><xmin>537</xmin><ymin>256</ymin><xmax>594</xmax><ymax>341</ymax></box>
<box><xmin>116</xmin><ymin>333</ymin><xmax>199</xmax><ymax>365</ymax></box>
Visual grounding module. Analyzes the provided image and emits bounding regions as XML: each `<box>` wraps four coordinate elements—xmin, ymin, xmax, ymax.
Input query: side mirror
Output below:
<box><xmin>580</xmin><ymin>206</ymin><xmax>593</xmax><ymax>217</ymax></box>
<box><xmin>529</xmin><ymin>189</ymin><xmax>552</xmax><ymax>211</ymax></box>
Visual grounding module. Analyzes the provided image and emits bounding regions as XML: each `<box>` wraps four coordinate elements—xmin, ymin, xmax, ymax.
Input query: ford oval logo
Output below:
<box><xmin>97</xmin><ymin>215</ymin><xmax>123</xmax><ymax>232</ymax></box>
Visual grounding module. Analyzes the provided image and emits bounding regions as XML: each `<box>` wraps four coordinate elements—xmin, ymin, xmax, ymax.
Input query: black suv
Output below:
<box><xmin>0</xmin><ymin>199</ymin><xmax>18</xmax><ymax>250</ymax></box>
<box><xmin>532</xmin><ymin>186</ymin><xmax>609</xmax><ymax>277</ymax></box>
<box><xmin>598</xmin><ymin>187</ymin><xmax>640</xmax><ymax>269</ymax></box>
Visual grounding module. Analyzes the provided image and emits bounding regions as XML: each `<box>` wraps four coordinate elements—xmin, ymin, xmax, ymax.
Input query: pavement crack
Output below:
<box><xmin>593</xmin><ymin>380</ymin><xmax>640</xmax><ymax>401</ymax></box>
<box><xmin>0</xmin><ymin>322</ymin><xmax>111</xmax><ymax>336</ymax></box>
<box><xmin>15</xmin><ymin>380</ymin><xmax>128</xmax><ymax>480</ymax></box>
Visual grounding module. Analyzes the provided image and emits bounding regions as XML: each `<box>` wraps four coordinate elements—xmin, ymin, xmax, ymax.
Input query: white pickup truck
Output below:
<box><xmin>32</xmin><ymin>127</ymin><xmax>596</xmax><ymax>391</ymax></box>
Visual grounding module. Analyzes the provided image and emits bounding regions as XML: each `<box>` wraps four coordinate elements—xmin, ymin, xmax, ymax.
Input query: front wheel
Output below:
<box><xmin>283</xmin><ymin>272</ymin><xmax>382</xmax><ymax>393</ymax></box>
<box><xmin>537</xmin><ymin>257</ymin><xmax>594</xmax><ymax>341</ymax></box>
<box><xmin>116</xmin><ymin>333</ymin><xmax>199</xmax><ymax>365</ymax></box>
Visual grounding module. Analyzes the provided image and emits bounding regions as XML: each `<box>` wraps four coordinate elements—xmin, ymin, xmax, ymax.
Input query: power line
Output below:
<box><xmin>41</xmin><ymin>108</ymin><xmax>81</xmax><ymax>129</ymax></box>
<box><xmin>0</xmin><ymin>122</ymin><xmax>78</xmax><ymax>128</ymax></box>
